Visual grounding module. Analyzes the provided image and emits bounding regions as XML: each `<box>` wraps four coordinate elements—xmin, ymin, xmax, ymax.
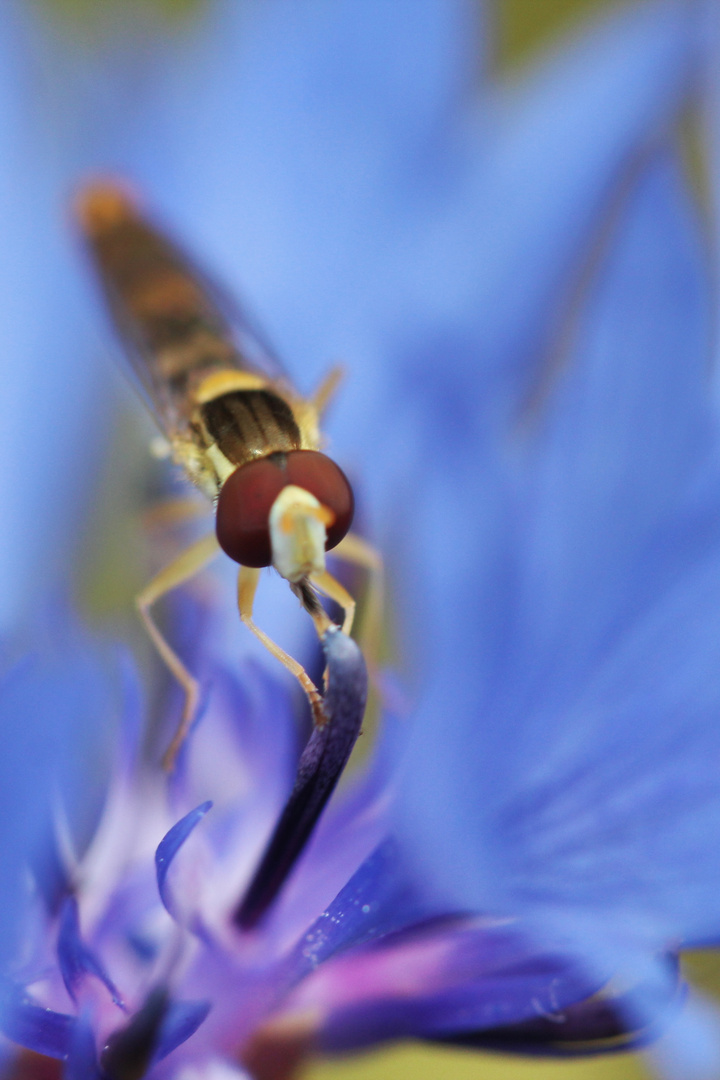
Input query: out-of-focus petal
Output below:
<box><xmin>0</xmin><ymin>989</ymin><xmax>75</xmax><ymax>1060</ymax></box>
<box><xmin>0</xmin><ymin>615</ymin><xmax>117</xmax><ymax>974</ymax></box>
<box><xmin>287</xmin><ymin>920</ymin><xmax>597</xmax><ymax>1052</ymax></box>
<box><xmin>388</xmin><ymin>0</ymin><xmax>700</xmax><ymax>420</ymax></box>
<box><xmin>645</xmin><ymin>990</ymin><xmax>720</xmax><ymax>1080</ymax></box>
<box><xmin>0</xmin><ymin>9</ymin><xmax>111</xmax><ymax>637</ymax></box>
<box><xmin>179</xmin><ymin>658</ymin><xmax>299</xmax><ymax>847</ymax></box>
<box><xmin>373</xmin><ymin>3</ymin><xmax>704</xmax><ymax>683</ymax></box>
<box><xmin>393</xmin><ymin>82</ymin><xmax>720</xmax><ymax>1017</ymax></box>
<box><xmin>154</xmin><ymin>999</ymin><xmax>213</xmax><ymax>1064</ymax></box>
<box><xmin>701</xmin><ymin>0</ymin><xmax>720</xmax><ymax>397</ymax></box>
<box><xmin>501</xmin><ymin>149</ymin><xmax>712</xmax><ymax>723</ymax></box>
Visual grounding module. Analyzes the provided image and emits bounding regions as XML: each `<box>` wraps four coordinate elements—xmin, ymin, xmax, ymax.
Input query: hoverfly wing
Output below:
<box><xmin>75</xmin><ymin>181</ymin><xmax>285</xmax><ymax>441</ymax></box>
<box><xmin>192</xmin><ymin>262</ymin><xmax>287</xmax><ymax>383</ymax></box>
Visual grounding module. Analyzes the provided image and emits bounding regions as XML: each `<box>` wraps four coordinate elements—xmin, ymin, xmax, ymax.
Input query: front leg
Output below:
<box><xmin>320</xmin><ymin>532</ymin><xmax>384</xmax><ymax>669</ymax></box>
<box><xmin>136</xmin><ymin>533</ymin><xmax>220</xmax><ymax>770</ymax></box>
<box><xmin>237</xmin><ymin>566</ymin><xmax>328</xmax><ymax>728</ymax></box>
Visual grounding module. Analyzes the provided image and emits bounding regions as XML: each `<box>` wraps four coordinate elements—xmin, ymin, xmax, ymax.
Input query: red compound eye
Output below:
<box><xmin>215</xmin><ymin>450</ymin><xmax>354</xmax><ymax>567</ymax></box>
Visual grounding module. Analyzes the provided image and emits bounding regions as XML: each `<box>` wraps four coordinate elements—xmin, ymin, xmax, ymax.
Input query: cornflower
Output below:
<box><xmin>2</xmin><ymin>3</ymin><xmax>720</xmax><ymax>1080</ymax></box>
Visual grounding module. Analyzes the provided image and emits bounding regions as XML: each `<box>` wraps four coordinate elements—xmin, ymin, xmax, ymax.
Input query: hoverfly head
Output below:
<box><xmin>215</xmin><ymin>450</ymin><xmax>354</xmax><ymax>581</ymax></box>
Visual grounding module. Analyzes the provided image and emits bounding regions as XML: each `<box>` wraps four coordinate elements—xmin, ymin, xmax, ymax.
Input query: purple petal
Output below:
<box><xmin>305</xmin><ymin>922</ymin><xmax>599</xmax><ymax>1052</ymax></box>
<box><xmin>178</xmin><ymin>655</ymin><xmax>299</xmax><ymax>842</ymax></box>
<box><xmin>0</xmin><ymin>987</ymin><xmax>74</xmax><ymax>1059</ymax></box>
<box><xmin>153</xmin><ymin>999</ymin><xmax>212</xmax><ymax>1063</ymax></box>
<box><xmin>64</xmin><ymin>1016</ymin><xmax>102</xmax><ymax>1080</ymax></box>
<box><xmin>288</xmin><ymin>840</ymin><xmax>435</xmax><ymax>982</ymax></box>
<box><xmin>155</xmin><ymin>801</ymin><xmax>212</xmax><ymax>916</ymax></box>
<box><xmin>58</xmin><ymin>896</ymin><xmax>123</xmax><ymax>1008</ymax></box>
<box><xmin>436</xmin><ymin>956</ymin><xmax>685</xmax><ymax>1056</ymax></box>
<box><xmin>0</xmin><ymin>615</ymin><xmax>117</xmax><ymax>969</ymax></box>
<box><xmin>235</xmin><ymin>628</ymin><xmax>367</xmax><ymax>929</ymax></box>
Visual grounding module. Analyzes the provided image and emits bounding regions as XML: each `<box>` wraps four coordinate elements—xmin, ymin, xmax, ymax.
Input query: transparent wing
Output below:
<box><xmin>76</xmin><ymin>183</ymin><xmax>287</xmax><ymax>442</ymax></box>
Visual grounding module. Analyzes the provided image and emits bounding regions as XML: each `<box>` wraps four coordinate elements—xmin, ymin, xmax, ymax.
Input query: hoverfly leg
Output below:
<box><xmin>237</xmin><ymin>566</ymin><xmax>328</xmax><ymax>728</ymax></box>
<box><xmin>324</xmin><ymin>533</ymin><xmax>384</xmax><ymax>670</ymax></box>
<box><xmin>142</xmin><ymin>495</ymin><xmax>209</xmax><ymax>531</ymax></box>
<box><xmin>311</xmin><ymin>365</ymin><xmax>345</xmax><ymax>417</ymax></box>
<box><xmin>135</xmin><ymin>532</ymin><xmax>221</xmax><ymax>770</ymax></box>
<box><xmin>308</xmin><ymin>571</ymin><xmax>356</xmax><ymax>637</ymax></box>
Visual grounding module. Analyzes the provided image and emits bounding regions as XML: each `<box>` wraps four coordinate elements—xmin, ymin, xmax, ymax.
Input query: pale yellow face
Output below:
<box><xmin>269</xmin><ymin>485</ymin><xmax>332</xmax><ymax>583</ymax></box>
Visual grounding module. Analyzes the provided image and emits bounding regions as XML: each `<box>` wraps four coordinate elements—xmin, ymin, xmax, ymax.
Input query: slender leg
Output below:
<box><xmin>142</xmin><ymin>496</ymin><xmax>209</xmax><ymax>530</ymax></box>
<box><xmin>312</xmin><ymin>365</ymin><xmax>345</xmax><ymax>417</ymax></box>
<box><xmin>326</xmin><ymin>533</ymin><xmax>384</xmax><ymax>667</ymax></box>
<box><xmin>136</xmin><ymin>533</ymin><xmax>221</xmax><ymax>770</ymax></box>
<box><xmin>237</xmin><ymin>566</ymin><xmax>328</xmax><ymax>728</ymax></box>
<box><xmin>309</xmin><ymin>571</ymin><xmax>355</xmax><ymax>636</ymax></box>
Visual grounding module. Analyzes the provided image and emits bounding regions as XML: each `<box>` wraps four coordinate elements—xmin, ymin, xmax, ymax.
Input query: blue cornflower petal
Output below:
<box><xmin>0</xmin><ymin>987</ymin><xmax>75</xmax><ymax>1060</ymax></box>
<box><xmin>156</xmin><ymin>801</ymin><xmax>213</xmax><ymax>916</ymax></box>
<box><xmin>291</xmin><ymin>920</ymin><xmax>598</xmax><ymax>1052</ymax></box>
<box><xmin>0</xmin><ymin>618</ymin><xmax>114</xmax><ymax>968</ymax></box>
<box><xmin>701</xmin><ymin>0</ymin><xmax>720</xmax><ymax>389</ymax></box>
<box><xmin>371</xmin><ymin>1</ymin><xmax>705</xmax><ymax>680</ymax></box>
<box><xmin>390</xmin><ymin>26</ymin><xmax>720</xmax><ymax>1069</ymax></box>
<box><xmin>439</xmin><ymin>956</ymin><xmax>684</xmax><ymax>1055</ymax></box>
<box><xmin>516</xmin><ymin>151</ymin><xmax>711</xmax><ymax>688</ymax></box>
<box><xmin>644</xmin><ymin>988</ymin><xmax>720</xmax><ymax>1080</ymax></box>
<box><xmin>288</xmin><ymin>840</ymin><xmax>433</xmax><ymax>981</ymax></box>
<box><xmin>390</xmin><ymin>0</ymin><xmax>701</xmax><ymax>418</ymax></box>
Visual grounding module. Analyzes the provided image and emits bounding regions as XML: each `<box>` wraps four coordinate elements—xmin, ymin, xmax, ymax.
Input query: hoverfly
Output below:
<box><xmin>76</xmin><ymin>182</ymin><xmax>377</xmax><ymax>769</ymax></box>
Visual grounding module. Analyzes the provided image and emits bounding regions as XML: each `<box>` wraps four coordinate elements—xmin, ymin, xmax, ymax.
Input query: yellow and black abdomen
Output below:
<box><xmin>200</xmin><ymin>389</ymin><xmax>301</xmax><ymax>470</ymax></box>
<box><xmin>77</xmin><ymin>184</ymin><xmax>246</xmax><ymax>427</ymax></box>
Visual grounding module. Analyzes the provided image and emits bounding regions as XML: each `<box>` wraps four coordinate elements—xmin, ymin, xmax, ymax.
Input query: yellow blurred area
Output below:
<box><xmin>32</xmin><ymin>0</ymin><xmax>206</xmax><ymax>31</ymax></box>
<box><xmin>494</xmin><ymin>0</ymin><xmax>626</xmax><ymax>69</ymax></box>
<box><xmin>305</xmin><ymin>949</ymin><xmax>720</xmax><ymax>1080</ymax></box>
<box><xmin>309</xmin><ymin>1043</ymin><xmax>650</xmax><ymax>1080</ymax></box>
